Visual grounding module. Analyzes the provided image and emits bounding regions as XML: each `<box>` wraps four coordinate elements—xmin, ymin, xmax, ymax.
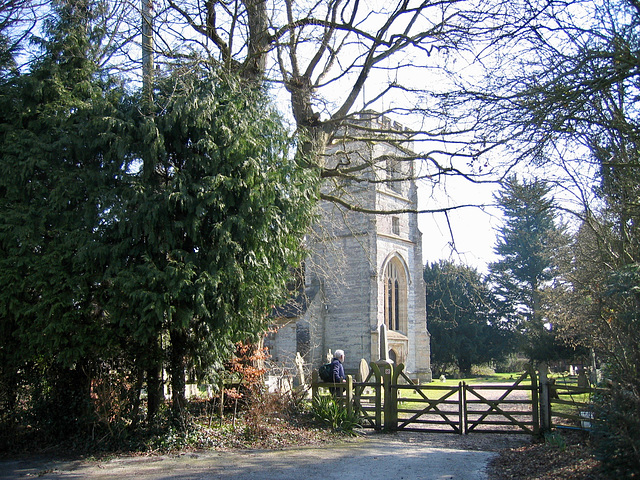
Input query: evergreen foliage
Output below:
<box><xmin>589</xmin><ymin>264</ymin><xmax>640</xmax><ymax>475</ymax></box>
<box><xmin>488</xmin><ymin>176</ymin><xmax>573</xmax><ymax>363</ymax></box>
<box><xmin>0</xmin><ymin>0</ymin><xmax>132</xmax><ymax>437</ymax></box>
<box><xmin>105</xmin><ymin>67</ymin><xmax>317</xmax><ymax>421</ymax></box>
<box><xmin>593</xmin><ymin>379</ymin><xmax>640</xmax><ymax>478</ymax></box>
<box><xmin>0</xmin><ymin>0</ymin><xmax>317</xmax><ymax>443</ymax></box>
<box><xmin>424</xmin><ymin>260</ymin><xmax>514</xmax><ymax>376</ymax></box>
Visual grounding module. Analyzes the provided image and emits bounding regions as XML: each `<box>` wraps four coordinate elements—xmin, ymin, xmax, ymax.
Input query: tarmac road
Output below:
<box><xmin>0</xmin><ymin>432</ymin><xmax>529</xmax><ymax>480</ymax></box>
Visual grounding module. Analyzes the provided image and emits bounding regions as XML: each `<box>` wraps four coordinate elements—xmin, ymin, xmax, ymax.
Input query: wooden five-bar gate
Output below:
<box><xmin>314</xmin><ymin>362</ymin><xmax>540</xmax><ymax>435</ymax></box>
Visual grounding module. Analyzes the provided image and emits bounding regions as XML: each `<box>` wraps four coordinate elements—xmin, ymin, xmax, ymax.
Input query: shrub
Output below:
<box><xmin>592</xmin><ymin>383</ymin><xmax>640</xmax><ymax>479</ymax></box>
<box><xmin>311</xmin><ymin>395</ymin><xmax>361</xmax><ymax>435</ymax></box>
<box><xmin>544</xmin><ymin>431</ymin><xmax>566</xmax><ymax>450</ymax></box>
<box><xmin>494</xmin><ymin>355</ymin><xmax>529</xmax><ymax>374</ymax></box>
<box><xmin>470</xmin><ymin>364</ymin><xmax>496</xmax><ymax>376</ymax></box>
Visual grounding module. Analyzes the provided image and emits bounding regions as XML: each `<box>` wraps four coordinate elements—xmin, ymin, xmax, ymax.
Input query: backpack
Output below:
<box><xmin>318</xmin><ymin>363</ymin><xmax>333</xmax><ymax>382</ymax></box>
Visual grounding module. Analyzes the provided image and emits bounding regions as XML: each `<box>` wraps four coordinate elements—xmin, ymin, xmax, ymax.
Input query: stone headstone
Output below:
<box><xmin>358</xmin><ymin>358</ymin><xmax>370</xmax><ymax>382</ymax></box>
<box><xmin>577</xmin><ymin>371</ymin><xmax>589</xmax><ymax>389</ymax></box>
<box><xmin>379</xmin><ymin>324</ymin><xmax>389</xmax><ymax>362</ymax></box>
<box><xmin>294</xmin><ymin>351</ymin><xmax>305</xmax><ymax>386</ymax></box>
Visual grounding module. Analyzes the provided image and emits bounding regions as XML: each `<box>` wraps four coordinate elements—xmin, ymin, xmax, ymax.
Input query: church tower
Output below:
<box><xmin>266</xmin><ymin>113</ymin><xmax>432</xmax><ymax>383</ymax></box>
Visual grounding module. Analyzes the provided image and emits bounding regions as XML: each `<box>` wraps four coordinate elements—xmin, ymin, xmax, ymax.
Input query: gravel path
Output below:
<box><xmin>0</xmin><ymin>432</ymin><xmax>530</xmax><ymax>480</ymax></box>
<box><xmin>0</xmin><ymin>383</ymin><xmax>536</xmax><ymax>480</ymax></box>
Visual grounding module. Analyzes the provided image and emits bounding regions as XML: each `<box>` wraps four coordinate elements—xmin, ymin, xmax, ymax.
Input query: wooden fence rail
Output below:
<box><xmin>311</xmin><ymin>362</ymin><xmax>545</xmax><ymax>435</ymax></box>
<box><xmin>394</xmin><ymin>383</ymin><xmax>464</xmax><ymax>433</ymax></box>
<box><xmin>311</xmin><ymin>362</ymin><xmax>601</xmax><ymax>435</ymax></box>
<box><xmin>539</xmin><ymin>370</ymin><xmax>601</xmax><ymax>432</ymax></box>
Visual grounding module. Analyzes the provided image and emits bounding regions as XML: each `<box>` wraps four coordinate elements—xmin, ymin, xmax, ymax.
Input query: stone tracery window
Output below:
<box><xmin>383</xmin><ymin>257</ymin><xmax>408</xmax><ymax>333</ymax></box>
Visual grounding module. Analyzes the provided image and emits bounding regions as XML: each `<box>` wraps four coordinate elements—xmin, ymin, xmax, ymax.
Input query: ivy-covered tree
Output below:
<box><xmin>488</xmin><ymin>176</ymin><xmax>573</xmax><ymax>363</ymax></box>
<box><xmin>424</xmin><ymin>260</ymin><xmax>514</xmax><ymax>376</ymax></box>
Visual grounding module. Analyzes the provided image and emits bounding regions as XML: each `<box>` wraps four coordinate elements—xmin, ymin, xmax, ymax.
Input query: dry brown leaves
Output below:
<box><xmin>487</xmin><ymin>431</ymin><xmax>609</xmax><ymax>480</ymax></box>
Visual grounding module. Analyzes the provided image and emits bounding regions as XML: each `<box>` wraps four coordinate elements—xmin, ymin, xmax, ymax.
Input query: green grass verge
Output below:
<box><xmin>433</xmin><ymin>372</ymin><xmax>532</xmax><ymax>387</ymax></box>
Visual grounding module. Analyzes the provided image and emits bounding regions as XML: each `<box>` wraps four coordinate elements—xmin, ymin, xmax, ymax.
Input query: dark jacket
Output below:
<box><xmin>331</xmin><ymin>358</ymin><xmax>345</xmax><ymax>383</ymax></box>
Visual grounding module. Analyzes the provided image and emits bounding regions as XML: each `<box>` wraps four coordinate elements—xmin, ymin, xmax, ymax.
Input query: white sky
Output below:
<box><xmin>418</xmin><ymin>175</ymin><xmax>501</xmax><ymax>274</ymax></box>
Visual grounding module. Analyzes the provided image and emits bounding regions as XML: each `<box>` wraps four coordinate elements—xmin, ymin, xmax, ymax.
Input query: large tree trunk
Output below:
<box><xmin>47</xmin><ymin>360</ymin><xmax>94</xmax><ymax>437</ymax></box>
<box><xmin>146</xmin><ymin>361</ymin><xmax>163</xmax><ymax>424</ymax></box>
<box><xmin>129</xmin><ymin>366</ymin><xmax>144</xmax><ymax>429</ymax></box>
<box><xmin>144</xmin><ymin>334</ymin><xmax>165</xmax><ymax>425</ymax></box>
<box><xmin>242</xmin><ymin>0</ymin><xmax>269</xmax><ymax>80</ymax></box>
<box><xmin>169</xmin><ymin>328</ymin><xmax>188</xmax><ymax>427</ymax></box>
<box><xmin>242</xmin><ymin>0</ymin><xmax>331</xmax><ymax>170</ymax></box>
<box><xmin>458</xmin><ymin>356</ymin><xmax>472</xmax><ymax>378</ymax></box>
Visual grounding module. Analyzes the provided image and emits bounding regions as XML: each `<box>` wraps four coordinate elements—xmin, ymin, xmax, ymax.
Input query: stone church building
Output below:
<box><xmin>266</xmin><ymin>113</ymin><xmax>432</xmax><ymax>383</ymax></box>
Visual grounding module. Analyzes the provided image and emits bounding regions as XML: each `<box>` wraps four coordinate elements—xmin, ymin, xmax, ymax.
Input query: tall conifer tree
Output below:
<box><xmin>0</xmin><ymin>0</ymin><xmax>132</xmax><ymax>433</ymax></box>
<box><xmin>104</xmin><ymin>66</ymin><xmax>317</xmax><ymax>424</ymax></box>
<box><xmin>488</xmin><ymin>176</ymin><xmax>571</xmax><ymax>362</ymax></box>
<box><xmin>0</xmin><ymin>0</ymin><xmax>317</xmax><ymax>435</ymax></box>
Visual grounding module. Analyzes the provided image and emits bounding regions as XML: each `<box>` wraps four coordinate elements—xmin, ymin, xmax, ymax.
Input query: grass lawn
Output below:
<box><xmin>393</xmin><ymin>371</ymin><xmax>535</xmax><ymax>405</ymax></box>
<box><xmin>546</xmin><ymin>374</ymin><xmax>595</xmax><ymax>423</ymax></box>
<box><xmin>433</xmin><ymin>371</ymin><xmax>533</xmax><ymax>387</ymax></box>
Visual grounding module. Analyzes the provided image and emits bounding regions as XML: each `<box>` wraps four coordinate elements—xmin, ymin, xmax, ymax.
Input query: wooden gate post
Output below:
<box><xmin>346</xmin><ymin>375</ymin><xmax>353</xmax><ymax>417</ymax></box>
<box><xmin>528</xmin><ymin>364</ymin><xmax>540</xmax><ymax>436</ymax></box>
<box><xmin>369</xmin><ymin>362</ymin><xmax>383</xmax><ymax>430</ymax></box>
<box><xmin>460</xmin><ymin>382</ymin><xmax>466</xmax><ymax>434</ymax></box>
<box><xmin>376</xmin><ymin>359</ymin><xmax>394</xmax><ymax>431</ymax></box>
<box><xmin>389</xmin><ymin>364</ymin><xmax>406</xmax><ymax>431</ymax></box>
<box><xmin>538</xmin><ymin>362</ymin><xmax>551</xmax><ymax>433</ymax></box>
<box><xmin>311</xmin><ymin>370</ymin><xmax>319</xmax><ymax>401</ymax></box>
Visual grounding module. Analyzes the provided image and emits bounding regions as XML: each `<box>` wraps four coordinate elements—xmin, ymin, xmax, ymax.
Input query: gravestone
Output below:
<box><xmin>359</xmin><ymin>358</ymin><xmax>370</xmax><ymax>382</ymax></box>
<box><xmin>376</xmin><ymin>324</ymin><xmax>394</xmax><ymax>380</ymax></box>
<box><xmin>577</xmin><ymin>371</ymin><xmax>589</xmax><ymax>389</ymax></box>
<box><xmin>379</xmin><ymin>324</ymin><xmax>389</xmax><ymax>363</ymax></box>
<box><xmin>294</xmin><ymin>352</ymin><xmax>305</xmax><ymax>387</ymax></box>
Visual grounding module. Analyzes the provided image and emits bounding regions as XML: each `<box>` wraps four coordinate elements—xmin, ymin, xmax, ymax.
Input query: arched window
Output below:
<box><xmin>383</xmin><ymin>258</ymin><xmax>407</xmax><ymax>332</ymax></box>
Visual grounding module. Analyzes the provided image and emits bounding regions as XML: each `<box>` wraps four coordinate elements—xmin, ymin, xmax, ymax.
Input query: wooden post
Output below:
<box><xmin>590</xmin><ymin>348</ymin><xmax>598</xmax><ymax>386</ymax></box>
<box><xmin>218</xmin><ymin>377</ymin><xmax>224</xmax><ymax>424</ymax></box>
<box><xmin>377</xmin><ymin>360</ymin><xmax>393</xmax><ymax>432</ymax></box>
<box><xmin>529</xmin><ymin>364</ymin><xmax>540</xmax><ymax>435</ymax></box>
<box><xmin>311</xmin><ymin>370</ymin><xmax>319</xmax><ymax>400</ymax></box>
<box><xmin>389</xmin><ymin>364</ymin><xmax>404</xmax><ymax>431</ymax></box>
<box><xmin>370</xmin><ymin>362</ymin><xmax>382</xmax><ymax>431</ymax></box>
<box><xmin>346</xmin><ymin>375</ymin><xmax>353</xmax><ymax>417</ymax></box>
<box><xmin>539</xmin><ymin>362</ymin><xmax>551</xmax><ymax>433</ymax></box>
<box><xmin>460</xmin><ymin>382</ymin><xmax>466</xmax><ymax>435</ymax></box>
